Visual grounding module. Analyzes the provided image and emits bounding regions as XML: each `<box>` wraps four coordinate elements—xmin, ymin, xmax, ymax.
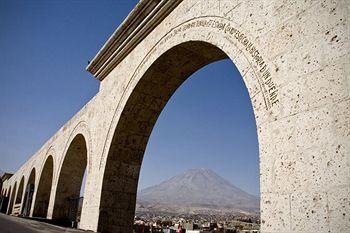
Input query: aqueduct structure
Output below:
<box><xmin>1</xmin><ymin>0</ymin><xmax>349</xmax><ymax>232</ymax></box>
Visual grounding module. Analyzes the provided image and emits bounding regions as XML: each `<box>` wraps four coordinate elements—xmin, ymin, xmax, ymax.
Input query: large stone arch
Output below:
<box><xmin>45</xmin><ymin>121</ymin><xmax>92</xmax><ymax>222</ymax></box>
<box><xmin>7</xmin><ymin>182</ymin><xmax>16</xmax><ymax>214</ymax></box>
<box><xmin>96</xmin><ymin>14</ymin><xmax>276</xmax><ymax>170</ymax></box>
<box><xmin>95</xmin><ymin>13</ymin><xmax>277</xmax><ymax>233</ymax></box>
<box><xmin>15</xmin><ymin>176</ymin><xmax>25</xmax><ymax>206</ymax></box>
<box><xmin>0</xmin><ymin>187</ymin><xmax>10</xmax><ymax>213</ymax></box>
<box><xmin>98</xmin><ymin>41</ymin><xmax>244</xmax><ymax>233</ymax></box>
<box><xmin>4</xmin><ymin>186</ymin><xmax>12</xmax><ymax>214</ymax></box>
<box><xmin>51</xmin><ymin>131</ymin><xmax>89</xmax><ymax>224</ymax></box>
<box><xmin>57</xmin><ymin>122</ymin><xmax>93</xmax><ymax>177</ymax></box>
<box><xmin>32</xmin><ymin>155</ymin><xmax>54</xmax><ymax>218</ymax></box>
<box><xmin>0</xmin><ymin>188</ymin><xmax>5</xmax><ymax>201</ymax></box>
<box><xmin>22</xmin><ymin>168</ymin><xmax>36</xmax><ymax>216</ymax></box>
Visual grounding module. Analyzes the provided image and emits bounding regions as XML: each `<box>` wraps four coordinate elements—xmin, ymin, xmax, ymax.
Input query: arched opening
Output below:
<box><xmin>33</xmin><ymin>156</ymin><xmax>54</xmax><ymax>218</ymax></box>
<box><xmin>98</xmin><ymin>41</ymin><xmax>259</xmax><ymax>232</ymax></box>
<box><xmin>136</xmin><ymin>59</ymin><xmax>260</xmax><ymax>231</ymax></box>
<box><xmin>8</xmin><ymin>183</ymin><xmax>16</xmax><ymax>214</ymax></box>
<box><xmin>53</xmin><ymin>134</ymin><xmax>87</xmax><ymax>226</ymax></box>
<box><xmin>22</xmin><ymin>168</ymin><xmax>36</xmax><ymax>217</ymax></box>
<box><xmin>14</xmin><ymin>177</ymin><xmax>25</xmax><ymax>214</ymax></box>
<box><xmin>16</xmin><ymin>177</ymin><xmax>25</xmax><ymax>204</ymax></box>
<box><xmin>0</xmin><ymin>188</ymin><xmax>10</xmax><ymax>213</ymax></box>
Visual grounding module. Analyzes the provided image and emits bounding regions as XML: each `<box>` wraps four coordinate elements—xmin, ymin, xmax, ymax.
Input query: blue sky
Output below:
<box><xmin>0</xmin><ymin>0</ymin><xmax>260</xmax><ymax>196</ymax></box>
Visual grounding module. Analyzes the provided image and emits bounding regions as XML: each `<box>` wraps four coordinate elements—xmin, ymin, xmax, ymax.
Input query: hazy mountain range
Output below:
<box><xmin>136</xmin><ymin>168</ymin><xmax>259</xmax><ymax>216</ymax></box>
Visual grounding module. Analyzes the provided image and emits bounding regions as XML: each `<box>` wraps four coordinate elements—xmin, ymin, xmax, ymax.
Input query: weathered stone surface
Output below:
<box><xmin>1</xmin><ymin>0</ymin><xmax>349</xmax><ymax>232</ymax></box>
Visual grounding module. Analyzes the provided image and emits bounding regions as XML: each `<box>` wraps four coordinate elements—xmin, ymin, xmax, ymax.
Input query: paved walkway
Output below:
<box><xmin>0</xmin><ymin>214</ymin><xmax>88</xmax><ymax>233</ymax></box>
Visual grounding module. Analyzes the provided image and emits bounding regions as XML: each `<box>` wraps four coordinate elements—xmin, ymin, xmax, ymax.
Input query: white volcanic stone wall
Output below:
<box><xmin>1</xmin><ymin>0</ymin><xmax>349</xmax><ymax>232</ymax></box>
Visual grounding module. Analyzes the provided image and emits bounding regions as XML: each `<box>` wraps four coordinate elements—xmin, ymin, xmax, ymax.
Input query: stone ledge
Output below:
<box><xmin>86</xmin><ymin>0</ymin><xmax>183</xmax><ymax>81</ymax></box>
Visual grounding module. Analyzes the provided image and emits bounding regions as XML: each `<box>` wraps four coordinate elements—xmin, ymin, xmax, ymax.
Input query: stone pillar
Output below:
<box><xmin>78</xmin><ymin>166</ymin><xmax>103</xmax><ymax>232</ymax></box>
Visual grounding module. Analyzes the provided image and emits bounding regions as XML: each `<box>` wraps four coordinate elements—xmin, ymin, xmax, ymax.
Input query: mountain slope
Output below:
<box><xmin>137</xmin><ymin>168</ymin><xmax>259</xmax><ymax>213</ymax></box>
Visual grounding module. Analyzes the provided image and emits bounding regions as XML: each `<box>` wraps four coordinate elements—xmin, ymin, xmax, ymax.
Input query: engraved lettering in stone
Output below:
<box><xmin>170</xmin><ymin>18</ymin><xmax>279</xmax><ymax>109</ymax></box>
<box><xmin>260</xmin><ymin>64</ymin><xmax>267</xmax><ymax>73</ymax></box>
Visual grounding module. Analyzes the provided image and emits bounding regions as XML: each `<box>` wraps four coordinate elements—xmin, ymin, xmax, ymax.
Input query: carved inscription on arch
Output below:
<box><xmin>161</xmin><ymin>17</ymin><xmax>279</xmax><ymax>110</ymax></box>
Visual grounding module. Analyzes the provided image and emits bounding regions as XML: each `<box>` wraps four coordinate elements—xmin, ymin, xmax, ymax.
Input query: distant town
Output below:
<box><xmin>133</xmin><ymin>212</ymin><xmax>260</xmax><ymax>233</ymax></box>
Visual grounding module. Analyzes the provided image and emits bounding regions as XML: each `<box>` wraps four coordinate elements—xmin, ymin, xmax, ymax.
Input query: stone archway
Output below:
<box><xmin>98</xmin><ymin>41</ymin><xmax>234</xmax><ymax>232</ymax></box>
<box><xmin>15</xmin><ymin>177</ymin><xmax>25</xmax><ymax>205</ymax></box>
<box><xmin>52</xmin><ymin>134</ymin><xmax>87</xmax><ymax>225</ymax></box>
<box><xmin>0</xmin><ymin>187</ymin><xmax>10</xmax><ymax>213</ymax></box>
<box><xmin>7</xmin><ymin>183</ymin><xmax>16</xmax><ymax>214</ymax></box>
<box><xmin>22</xmin><ymin>168</ymin><xmax>36</xmax><ymax>217</ymax></box>
<box><xmin>33</xmin><ymin>155</ymin><xmax>54</xmax><ymax>218</ymax></box>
